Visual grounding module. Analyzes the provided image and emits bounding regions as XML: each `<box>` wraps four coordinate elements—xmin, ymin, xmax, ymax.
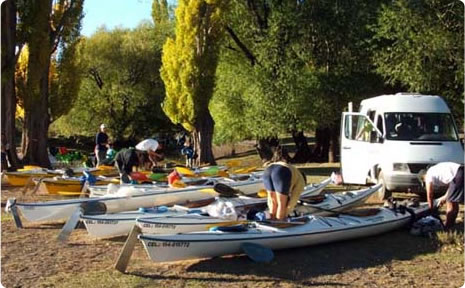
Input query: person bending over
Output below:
<box><xmin>263</xmin><ymin>146</ymin><xmax>306</xmax><ymax>220</ymax></box>
<box><xmin>114</xmin><ymin>148</ymin><xmax>151</xmax><ymax>184</ymax></box>
<box><xmin>423</xmin><ymin>162</ymin><xmax>464</xmax><ymax>229</ymax></box>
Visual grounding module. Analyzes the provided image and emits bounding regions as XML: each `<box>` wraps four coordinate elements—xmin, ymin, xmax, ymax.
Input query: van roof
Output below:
<box><xmin>359</xmin><ymin>93</ymin><xmax>451</xmax><ymax>113</ymax></box>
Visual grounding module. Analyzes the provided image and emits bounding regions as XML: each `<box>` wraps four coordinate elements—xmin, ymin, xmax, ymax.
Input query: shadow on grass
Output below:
<box><xmin>182</xmin><ymin>229</ymin><xmax>441</xmax><ymax>283</ymax></box>
<box><xmin>215</xmin><ymin>149</ymin><xmax>258</xmax><ymax>161</ymax></box>
<box><xmin>300</xmin><ymin>166</ymin><xmax>340</xmax><ymax>177</ymax></box>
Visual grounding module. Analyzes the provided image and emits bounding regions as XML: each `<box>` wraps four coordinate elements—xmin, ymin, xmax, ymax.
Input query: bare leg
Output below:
<box><xmin>276</xmin><ymin>193</ymin><xmax>289</xmax><ymax>220</ymax></box>
<box><xmin>444</xmin><ymin>201</ymin><xmax>459</xmax><ymax>229</ymax></box>
<box><xmin>267</xmin><ymin>191</ymin><xmax>277</xmax><ymax>219</ymax></box>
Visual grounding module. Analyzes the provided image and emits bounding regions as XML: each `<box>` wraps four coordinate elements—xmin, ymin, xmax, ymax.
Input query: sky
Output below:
<box><xmin>81</xmin><ymin>0</ymin><xmax>154</xmax><ymax>37</ymax></box>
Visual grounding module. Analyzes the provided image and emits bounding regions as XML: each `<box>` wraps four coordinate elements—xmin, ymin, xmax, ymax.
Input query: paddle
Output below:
<box><xmin>213</xmin><ymin>183</ymin><xmax>246</xmax><ymax>197</ymax></box>
<box><xmin>114</xmin><ymin>225</ymin><xmax>142</xmax><ymax>273</ymax></box>
<box><xmin>241</xmin><ymin>242</ymin><xmax>274</xmax><ymax>263</ymax></box>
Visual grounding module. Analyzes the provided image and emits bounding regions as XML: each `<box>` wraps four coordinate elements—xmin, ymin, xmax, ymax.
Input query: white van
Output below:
<box><xmin>340</xmin><ymin>93</ymin><xmax>464</xmax><ymax>200</ymax></box>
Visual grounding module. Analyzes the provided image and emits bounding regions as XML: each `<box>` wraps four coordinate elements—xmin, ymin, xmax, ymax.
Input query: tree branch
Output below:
<box><xmin>225</xmin><ymin>25</ymin><xmax>256</xmax><ymax>66</ymax></box>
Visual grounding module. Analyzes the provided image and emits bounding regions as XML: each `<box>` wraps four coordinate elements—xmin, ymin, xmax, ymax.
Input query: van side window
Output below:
<box><xmin>345</xmin><ymin>115</ymin><xmax>373</xmax><ymax>142</ymax></box>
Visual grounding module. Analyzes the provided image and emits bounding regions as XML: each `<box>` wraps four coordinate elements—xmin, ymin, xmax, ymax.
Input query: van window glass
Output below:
<box><xmin>384</xmin><ymin>113</ymin><xmax>459</xmax><ymax>141</ymax></box>
<box><xmin>344</xmin><ymin>115</ymin><xmax>373</xmax><ymax>142</ymax></box>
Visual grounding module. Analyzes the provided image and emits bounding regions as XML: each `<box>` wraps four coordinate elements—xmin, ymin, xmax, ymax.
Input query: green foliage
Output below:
<box><xmin>51</xmin><ymin>23</ymin><xmax>174</xmax><ymax>141</ymax></box>
<box><xmin>371</xmin><ymin>0</ymin><xmax>464</xmax><ymax>123</ymax></box>
<box><xmin>161</xmin><ymin>0</ymin><xmax>228</xmax><ymax>132</ymax></box>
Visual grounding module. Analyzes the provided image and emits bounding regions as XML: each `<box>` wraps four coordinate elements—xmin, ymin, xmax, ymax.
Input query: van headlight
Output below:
<box><xmin>393</xmin><ymin>163</ymin><xmax>410</xmax><ymax>172</ymax></box>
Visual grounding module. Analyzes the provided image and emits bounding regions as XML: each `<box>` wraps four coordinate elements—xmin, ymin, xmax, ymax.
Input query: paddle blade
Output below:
<box><xmin>213</xmin><ymin>183</ymin><xmax>241</xmax><ymax>198</ymax></box>
<box><xmin>241</xmin><ymin>242</ymin><xmax>274</xmax><ymax>263</ymax></box>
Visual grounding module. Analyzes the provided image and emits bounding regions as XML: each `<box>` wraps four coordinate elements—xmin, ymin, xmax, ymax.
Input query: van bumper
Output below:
<box><xmin>385</xmin><ymin>174</ymin><xmax>423</xmax><ymax>192</ymax></box>
<box><xmin>384</xmin><ymin>173</ymin><xmax>447</xmax><ymax>194</ymax></box>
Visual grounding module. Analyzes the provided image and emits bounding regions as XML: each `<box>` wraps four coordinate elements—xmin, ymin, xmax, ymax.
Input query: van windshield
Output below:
<box><xmin>384</xmin><ymin>113</ymin><xmax>459</xmax><ymax>141</ymax></box>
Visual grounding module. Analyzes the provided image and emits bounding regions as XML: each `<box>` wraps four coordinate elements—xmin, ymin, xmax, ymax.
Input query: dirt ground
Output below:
<box><xmin>1</xmin><ymin>180</ymin><xmax>464</xmax><ymax>288</ymax></box>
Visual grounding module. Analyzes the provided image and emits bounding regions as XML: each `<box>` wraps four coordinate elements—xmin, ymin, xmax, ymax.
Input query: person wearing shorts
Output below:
<box><xmin>263</xmin><ymin>146</ymin><xmax>305</xmax><ymax>220</ymax></box>
<box><xmin>424</xmin><ymin>162</ymin><xmax>464</xmax><ymax>229</ymax></box>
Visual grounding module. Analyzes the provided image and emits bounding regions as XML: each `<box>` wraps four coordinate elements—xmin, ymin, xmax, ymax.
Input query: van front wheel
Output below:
<box><xmin>377</xmin><ymin>171</ymin><xmax>392</xmax><ymax>201</ymax></box>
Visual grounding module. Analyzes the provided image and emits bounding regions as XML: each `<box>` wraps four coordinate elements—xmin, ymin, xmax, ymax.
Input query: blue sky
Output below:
<box><xmin>81</xmin><ymin>0</ymin><xmax>153</xmax><ymax>37</ymax></box>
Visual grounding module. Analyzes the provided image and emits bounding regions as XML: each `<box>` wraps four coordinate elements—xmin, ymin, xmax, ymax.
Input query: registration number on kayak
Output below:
<box><xmin>84</xmin><ymin>220</ymin><xmax>118</xmax><ymax>225</ymax></box>
<box><xmin>141</xmin><ymin>223</ymin><xmax>176</xmax><ymax>229</ymax></box>
<box><xmin>147</xmin><ymin>241</ymin><xmax>190</xmax><ymax>248</ymax></box>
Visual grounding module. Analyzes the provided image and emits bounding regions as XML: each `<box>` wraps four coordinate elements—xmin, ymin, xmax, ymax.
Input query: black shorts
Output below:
<box><xmin>447</xmin><ymin>166</ymin><xmax>464</xmax><ymax>203</ymax></box>
<box><xmin>263</xmin><ymin>164</ymin><xmax>292</xmax><ymax>195</ymax></box>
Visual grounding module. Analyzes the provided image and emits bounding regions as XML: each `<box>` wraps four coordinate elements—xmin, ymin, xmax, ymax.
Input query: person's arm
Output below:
<box><xmin>426</xmin><ymin>181</ymin><xmax>435</xmax><ymax>209</ymax></box>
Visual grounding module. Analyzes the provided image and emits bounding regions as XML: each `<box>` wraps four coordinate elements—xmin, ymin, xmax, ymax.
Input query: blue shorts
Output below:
<box><xmin>263</xmin><ymin>164</ymin><xmax>292</xmax><ymax>195</ymax></box>
<box><xmin>447</xmin><ymin>166</ymin><xmax>464</xmax><ymax>203</ymax></box>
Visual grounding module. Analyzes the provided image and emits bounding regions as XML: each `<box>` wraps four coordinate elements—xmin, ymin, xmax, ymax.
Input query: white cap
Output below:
<box><xmin>135</xmin><ymin>139</ymin><xmax>159</xmax><ymax>152</ymax></box>
<box><xmin>100</xmin><ymin>124</ymin><xmax>106</xmax><ymax>129</ymax></box>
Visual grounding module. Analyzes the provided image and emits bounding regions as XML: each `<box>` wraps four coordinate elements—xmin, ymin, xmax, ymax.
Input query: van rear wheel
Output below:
<box><xmin>377</xmin><ymin>171</ymin><xmax>392</xmax><ymax>201</ymax></box>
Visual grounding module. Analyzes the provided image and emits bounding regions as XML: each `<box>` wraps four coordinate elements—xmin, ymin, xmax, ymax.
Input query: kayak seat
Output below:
<box><xmin>209</xmin><ymin>224</ymin><xmax>248</xmax><ymax>232</ymax></box>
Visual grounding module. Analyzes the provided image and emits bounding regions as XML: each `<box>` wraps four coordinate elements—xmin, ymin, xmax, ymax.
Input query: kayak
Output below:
<box><xmin>3</xmin><ymin>166</ymin><xmax>117</xmax><ymax>187</ymax></box>
<box><xmin>81</xmin><ymin>178</ymin><xmax>332</xmax><ymax>239</ymax></box>
<box><xmin>87</xmin><ymin>171</ymin><xmax>265</xmax><ymax>197</ymax></box>
<box><xmin>135</xmin><ymin>184</ymin><xmax>381</xmax><ymax>235</ymax></box>
<box><xmin>9</xmin><ymin>176</ymin><xmax>266</xmax><ymax>223</ymax></box>
<box><xmin>138</xmin><ymin>202</ymin><xmax>430</xmax><ymax>262</ymax></box>
<box><xmin>35</xmin><ymin>177</ymin><xmax>118</xmax><ymax>195</ymax></box>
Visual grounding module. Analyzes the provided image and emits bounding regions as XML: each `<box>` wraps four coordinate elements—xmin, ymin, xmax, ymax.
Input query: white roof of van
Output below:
<box><xmin>359</xmin><ymin>93</ymin><xmax>451</xmax><ymax>113</ymax></box>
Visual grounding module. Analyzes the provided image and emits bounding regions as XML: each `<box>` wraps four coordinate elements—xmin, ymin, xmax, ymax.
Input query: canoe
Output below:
<box><xmin>135</xmin><ymin>184</ymin><xmax>380</xmax><ymax>235</ymax></box>
<box><xmin>138</xmin><ymin>201</ymin><xmax>430</xmax><ymax>263</ymax></box>
<box><xmin>81</xmin><ymin>178</ymin><xmax>331</xmax><ymax>239</ymax></box>
<box><xmin>10</xmin><ymin>176</ymin><xmax>266</xmax><ymax>223</ymax></box>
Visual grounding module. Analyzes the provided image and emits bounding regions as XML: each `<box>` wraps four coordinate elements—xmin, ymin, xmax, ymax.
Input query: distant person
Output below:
<box><xmin>114</xmin><ymin>148</ymin><xmax>152</xmax><ymax>184</ymax></box>
<box><xmin>181</xmin><ymin>137</ymin><xmax>194</xmax><ymax>168</ymax></box>
<box><xmin>135</xmin><ymin>139</ymin><xmax>164</xmax><ymax>168</ymax></box>
<box><xmin>422</xmin><ymin>162</ymin><xmax>464</xmax><ymax>229</ymax></box>
<box><xmin>95</xmin><ymin>124</ymin><xmax>109</xmax><ymax>166</ymax></box>
<box><xmin>100</xmin><ymin>142</ymin><xmax>116</xmax><ymax>166</ymax></box>
<box><xmin>263</xmin><ymin>146</ymin><xmax>306</xmax><ymax>220</ymax></box>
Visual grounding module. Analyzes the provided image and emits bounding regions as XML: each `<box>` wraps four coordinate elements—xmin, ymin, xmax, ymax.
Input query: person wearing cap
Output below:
<box><xmin>423</xmin><ymin>162</ymin><xmax>464</xmax><ymax>229</ymax></box>
<box><xmin>95</xmin><ymin>124</ymin><xmax>109</xmax><ymax>166</ymax></box>
<box><xmin>135</xmin><ymin>139</ymin><xmax>164</xmax><ymax>167</ymax></box>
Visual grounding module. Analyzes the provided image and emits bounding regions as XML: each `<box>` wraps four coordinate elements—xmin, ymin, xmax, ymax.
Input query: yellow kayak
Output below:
<box><xmin>37</xmin><ymin>177</ymin><xmax>119</xmax><ymax>195</ymax></box>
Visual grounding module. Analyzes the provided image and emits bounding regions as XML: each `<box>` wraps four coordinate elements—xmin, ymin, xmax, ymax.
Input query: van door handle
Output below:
<box><xmin>342</xmin><ymin>146</ymin><xmax>351</xmax><ymax>150</ymax></box>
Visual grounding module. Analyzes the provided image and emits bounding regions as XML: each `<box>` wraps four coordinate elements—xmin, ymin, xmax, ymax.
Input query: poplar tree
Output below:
<box><xmin>161</xmin><ymin>0</ymin><xmax>228</xmax><ymax>165</ymax></box>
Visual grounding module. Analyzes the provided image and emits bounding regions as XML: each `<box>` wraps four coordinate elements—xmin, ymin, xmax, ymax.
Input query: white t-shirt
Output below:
<box><xmin>425</xmin><ymin>162</ymin><xmax>461</xmax><ymax>187</ymax></box>
<box><xmin>135</xmin><ymin>139</ymin><xmax>159</xmax><ymax>152</ymax></box>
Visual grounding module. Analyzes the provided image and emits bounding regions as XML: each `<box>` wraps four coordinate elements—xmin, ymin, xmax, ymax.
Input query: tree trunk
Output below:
<box><xmin>291</xmin><ymin>130</ymin><xmax>312</xmax><ymax>163</ymax></box>
<box><xmin>22</xmin><ymin>0</ymin><xmax>52</xmax><ymax>168</ymax></box>
<box><xmin>328</xmin><ymin>122</ymin><xmax>339</xmax><ymax>163</ymax></box>
<box><xmin>1</xmin><ymin>0</ymin><xmax>20</xmax><ymax>169</ymax></box>
<box><xmin>192</xmin><ymin>111</ymin><xmax>216</xmax><ymax>166</ymax></box>
<box><xmin>312</xmin><ymin>127</ymin><xmax>330</xmax><ymax>162</ymax></box>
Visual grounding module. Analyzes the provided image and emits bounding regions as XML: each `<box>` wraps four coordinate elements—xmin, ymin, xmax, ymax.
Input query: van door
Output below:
<box><xmin>340</xmin><ymin>112</ymin><xmax>382</xmax><ymax>184</ymax></box>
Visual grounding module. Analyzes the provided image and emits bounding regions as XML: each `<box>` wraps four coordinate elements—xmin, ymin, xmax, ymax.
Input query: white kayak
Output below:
<box><xmin>8</xmin><ymin>176</ymin><xmax>266</xmax><ymax>223</ymax></box>
<box><xmin>138</xmin><ymin>202</ymin><xmax>430</xmax><ymax>263</ymax></box>
<box><xmin>81</xmin><ymin>178</ymin><xmax>332</xmax><ymax>238</ymax></box>
<box><xmin>135</xmin><ymin>184</ymin><xmax>381</xmax><ymax>235</ymax></box>
<box><xmin>88</xmin><ymin>172</ymin><xmax>265</xmax><ymax>197</ymax></box>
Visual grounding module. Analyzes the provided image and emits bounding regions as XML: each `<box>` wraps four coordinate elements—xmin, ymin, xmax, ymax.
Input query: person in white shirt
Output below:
<box><xmin>135</xmin><ymin>139</ymin><xmax>164</xmax><ymax>167</ymax></box>
<box><xmin>424</xmin><ymin>162</ymin><xmax>464</xmax><ymax>229</ymax></box>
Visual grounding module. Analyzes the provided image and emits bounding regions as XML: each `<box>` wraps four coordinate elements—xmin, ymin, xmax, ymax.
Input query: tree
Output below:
<box><xmin>372</xmin><ymin>0</ymin><xmax>464</xmax><ymax>124</ymax></box>
<box><xmin>161</xmin><ymin>0</ymin><xmax>229</xmax><ymax>165</ymax></box>
<box><xmin>1</xmin><ymin>0</ymin><xmax>20</xmax><ymax>169</ymax></box>
<box><xmin>20</xmin><ymin>0</ymin><xmax>84</xmax><ymax>167</ymax></box>
<box><xmin>52</xmin><ymin>23</ymin><xmax>174</xmax><ymax>143</ymax></box>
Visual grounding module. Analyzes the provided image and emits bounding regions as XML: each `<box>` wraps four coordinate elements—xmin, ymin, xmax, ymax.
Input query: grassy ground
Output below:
<box><xmin>1</xmin><ymin>146</ymin><xmax>464</xmax><ymax>288</ymax></box>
